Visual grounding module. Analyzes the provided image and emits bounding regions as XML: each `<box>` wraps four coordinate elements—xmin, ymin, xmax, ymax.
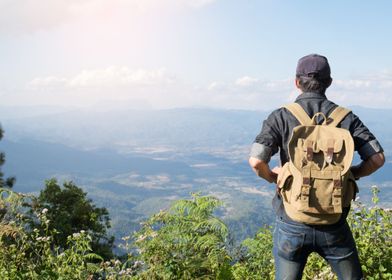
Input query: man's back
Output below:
<box><xmin>253</xmin><ymin>92</ymin><xmax>381</xmax><ymax>166</ymax></box>
<box><xmin>248</xmin><ymin>54</ymin><xmax>385</xmax><ymax>280</ymax></box>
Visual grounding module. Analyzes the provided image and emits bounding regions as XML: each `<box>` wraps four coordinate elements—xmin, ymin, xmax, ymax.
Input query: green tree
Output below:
<box><xmin>0</xmin><ymin>188</ymin><xmax>102</xmax><ymax>279</ymax></box>
<box><xmin>232</xmin><ymin>226</ymin><xmax>274</xmax><ymax>280</ymax></box>
<box><xmin>34</xmin><ymin>179</ymin><xmax>114</xmax><ymax>260</ymax></box>
<box><xmin>0</xmin><ymin>125</ymin><xmax>15</xmax><ymax>189</ymax></box>
<box><xmin>348</xmin><ymin>186</ymin><xmax>392</xmax><ymax>279</ymax></box>
<box><xmin>133</xmin><ymin>193</ymin><xmax>233</xmax><ymax>279</ymax></box>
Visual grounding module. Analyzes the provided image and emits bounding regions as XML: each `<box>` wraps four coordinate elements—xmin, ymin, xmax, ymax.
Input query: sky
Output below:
<box><xmin>1</xmin><ymin>0</ymin><xmax>392</xmax><ymax>111</ymax></box>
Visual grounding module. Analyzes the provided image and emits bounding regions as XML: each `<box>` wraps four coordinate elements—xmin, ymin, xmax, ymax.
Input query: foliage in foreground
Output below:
<box><xmin>232</xmin><ymin>186</ymin><xmax>392</xmax><ymax>280</ymax></box>
<box><xmin>0</xmin><ymin>188</ymin><xmax>102</xmax><ymax>279</ymax></box>
<box><xmin>0</xmin><ymin>126</ymin><xmax>15</xmax><ymax>189</ymax></box>
<box><xmin>34</xmin><ymin>179</ymin><xmax>114</xmax><ymax>260</ymax></box>
<box><xmin>132</xmin><ymin>194</ymin><xmax>232</xmax><ymax>279</ymax></box>
<box><xmin>349</xmin><ymin>187</ymin><xmax>392</xmax><ymax>280</ymax></box>
<box><xmin>303</xmin><ymin>187</ymin><xmax>392</xmax><ymax>280</ymax></box>
<box><xmin>0</xmin><ymin>185</ymin><xmax>391</xmax><ymax>279</ymax></box>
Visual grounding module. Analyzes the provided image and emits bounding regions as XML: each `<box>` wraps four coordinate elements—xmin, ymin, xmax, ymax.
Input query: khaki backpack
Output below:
<box><xmin>277</xmin><ymin>103</ymin><xmax>358</xmax><ymax>225</ymax></box>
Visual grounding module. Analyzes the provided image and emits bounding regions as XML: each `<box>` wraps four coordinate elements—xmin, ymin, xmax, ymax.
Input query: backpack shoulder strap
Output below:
<box><xmin>328</xmin><ymin>106</ymin><xmax>351</xmax><ymax>127</ymax></box>
<box><xmin>283</xmin><ymin>103</ymin><xmax>312</xmax><ymax>125</ymax></box>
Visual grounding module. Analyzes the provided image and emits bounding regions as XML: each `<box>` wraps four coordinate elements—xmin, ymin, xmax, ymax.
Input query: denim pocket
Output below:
<box><xmin>277</xmin><ymin>227</ymin><xmax>305</xmax><ymax>261</ymax></box>
<box><xmin>323</xmin><ymin>223</ymin><xmax>356</xmax><ymax>259</ymax></box>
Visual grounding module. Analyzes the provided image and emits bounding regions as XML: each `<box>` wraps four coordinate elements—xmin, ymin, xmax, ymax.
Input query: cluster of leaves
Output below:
<box><xmin>0</xmin><ymin>188</ymin><xmax>101</xmax><ymax>279</ymax></box>
<box><xmin>349</xmin><ymin>186</ymin><xmax>392</xmax><ymax>279</ymax></box>
<box><xmin>231</xmin><ymin>226</ymin><xmax>274</xmax><ymax>279</ymax></box>
<box><xmin>0</xmin><ymin>126</ymin><xmax>15</xmax><ymax>189</ymax></box>
<box><xmin>1</xmin><ymin>183</ymin><xmax>391</xmax><ymax>279</ymax></box>
<box><xmin>132</xmin><ymin>194</ymin><xmax>232</xmax><ymax>279</ymax></box>
<box><xmin>34</xmin><ymin>179</ymin><xmax>114</xmax><ymax>260</ymax></box>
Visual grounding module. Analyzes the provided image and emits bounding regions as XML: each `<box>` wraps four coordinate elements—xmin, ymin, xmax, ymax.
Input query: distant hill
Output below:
<box><xmin>1</xmin><ymin>105</ymin><xmax>390</xmax><ymax>150</ymax></box>
<box><xmin>2</xmin><ymin>139</ymin><xmax>194</xmax><ymax>193</ymax></box>
<box><xmin>1</xmin><ymin>107</ymin><xmax>267</xmax><ymax>150</ymax></box>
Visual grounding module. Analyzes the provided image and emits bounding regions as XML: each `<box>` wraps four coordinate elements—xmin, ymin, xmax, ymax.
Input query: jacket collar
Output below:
<box><xmin>295</xmin><ymin>91</ymin><xmax>327</xmax><ymax>101</ymax></box>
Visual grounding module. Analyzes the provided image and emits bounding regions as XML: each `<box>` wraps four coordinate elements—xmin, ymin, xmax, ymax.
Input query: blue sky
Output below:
<box><xmin>1</xmin><ymin>0</ymin><xmax>392</xmax><ymax>110</ymax></box>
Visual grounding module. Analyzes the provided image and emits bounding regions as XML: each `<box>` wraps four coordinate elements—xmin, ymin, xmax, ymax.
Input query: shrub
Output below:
<box><xmin>1</xmin><ymin>187</ymin><xmax>391</xmax><ymax>279</ymax></box>
<box><xmin>232</xmin><ymin>226</ymin><xmax>274</xmax><ymax>280</ymax></box>
<box><xmin>348</xmin><ymin>186</ymin><xmax>392</xmax><ymax>279</ymax></box>
<box><xmin>132</xmin><ymin>193</ymin><xmax>232</xmax><ymax>279</ymax></box>
<box><xmin>0</xmin><ymin>188</ymin><xmax>101</xmax><ymax>279</ymax></box>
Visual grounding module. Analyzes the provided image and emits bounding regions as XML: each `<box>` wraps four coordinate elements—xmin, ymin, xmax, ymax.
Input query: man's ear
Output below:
<box><xmin>295</xmin><ymin>78</ymin><xmax>301</xmax><ymax>89</ymax></box>
<box><xmin>326</xmin><ymin>77</ymin><xmax>333</xmax><ymax>88</ymax></box>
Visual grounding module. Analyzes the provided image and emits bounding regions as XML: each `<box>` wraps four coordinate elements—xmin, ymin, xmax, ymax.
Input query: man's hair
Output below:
<box><xmin>296</xmin><ymin>75</ymin><xmax>332</xmax><ymax>94</ymax></box>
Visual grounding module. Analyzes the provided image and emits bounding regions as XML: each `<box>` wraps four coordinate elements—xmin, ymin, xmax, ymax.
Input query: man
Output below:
<box><xmin>248</xmin><ymin>54</ymin><xmax>385</xmax><ymax>280</ymax></box>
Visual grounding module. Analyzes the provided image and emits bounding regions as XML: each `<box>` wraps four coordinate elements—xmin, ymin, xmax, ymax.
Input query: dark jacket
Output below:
<box><xmin>250</xmin><ymin>91</ymin><xmax>383</xmax><ymax>225</ymax></box>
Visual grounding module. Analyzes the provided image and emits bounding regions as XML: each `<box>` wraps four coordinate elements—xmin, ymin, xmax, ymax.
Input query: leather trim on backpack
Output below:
<box><xmin>279</xmin><ymin>103</ymin><xmax>356</xmax><ymax>225</ymax></box>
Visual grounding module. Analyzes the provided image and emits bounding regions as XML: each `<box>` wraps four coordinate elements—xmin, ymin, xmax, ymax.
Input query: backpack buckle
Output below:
<box><xmin>332</xmin><ymin>176</ymin><xmax>342</xmax><ymax>213</ymax></box>
<box><xmin>307</xmin><ymin>146</ymin><xmax>314</xmax><ymax>161</ymax></box>
<box><xmin>326</xmin><ymin>139</ymin><xmax>335</xmax><ymax>163</ymax></box>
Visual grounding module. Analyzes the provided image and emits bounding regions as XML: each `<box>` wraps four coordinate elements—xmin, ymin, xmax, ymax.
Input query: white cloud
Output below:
<box><xmin>0</xmin><ymin>0</ymin><xmax>217</xmax><ymax>34</ymax></box>
<box><xmin>210</xmin><ymin>77</ymin><xmax>292</xmax><ymax>93</ymax></box>
<box><xmin>68</xmin><ymin>67</ymin><xmax>174</xmax><ymax>88</ymax></box>
<box><xmin>22</xmin><ymin>66</ymin><xmax>189</xmax><ymax>109</ymax></box>
<box><xmin>205</xmin><ymin>77</ymin><xmax>295</xmax><ymax>110</ymax></box>
<box><xmin>333</xmin><ymin>77</ymin><xmax>392</xmax><ymax>91</ymax></box>
<box><xmin>187</xmin><ymin>0</ymin><xmax>216</xmax><ymax>8</ymax></box>
<box><xmin>207</xmin><ymin>81</ymin><xmax>225</xmax><ymax>91</ymax></box>
<box><xmin>235</xmin><ymin>76</ymin><xmax>259</xmax><ymax>87</ymax></box>
<box><xmin>26</xmin><ymin>68</ymin><xmax>291</xmax><ymax>110</ymax></box>
<box><xmin>0</xmin><ymin>0</ymin><xmax>80</xmax><ymax>33</ymax></box>
<box><xmin>328</xmin><ymin>74</ymin><xmax>392</xmax><ymax>108</ymax></box>
<box><xmin>28</xmin><ymin>67</ymin><xmax>174</xmax><ymax>89</ymax></box>
<box><xmin>29</xmin><ymin>76</ymin><xmax>68</xmax><ymax>88</ymax></box>
<box><xmin>205</xmin><ymin>73</ymin><xmax>392</xmax><ymax>110</ymax></box>
<box><xmin>9</xmin><ymin>70</ymin><xmax>392</xmax><ymax>110</ymax></box>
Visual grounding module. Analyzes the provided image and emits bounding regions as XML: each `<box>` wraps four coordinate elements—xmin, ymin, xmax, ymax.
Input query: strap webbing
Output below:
<box><xmin>332</xmin><ymin>171</ymin><xmax>342</xmax><ymax>213</ymax></box>
<box><xmin>328</xmin><ymin>106</ymin><xmax>351</xmax><ymax>127</ymax></box>
<box><xmin>283</xmin><ymin>103</ymin><xmax>312</xmax><ymax>125</ymax></box>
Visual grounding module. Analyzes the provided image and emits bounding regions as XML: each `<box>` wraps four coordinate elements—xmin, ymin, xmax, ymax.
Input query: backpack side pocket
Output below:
<box><xmin>277</xmin><ymin>163</ymin><xmax>293</xmax><ymax>203</ymax></box>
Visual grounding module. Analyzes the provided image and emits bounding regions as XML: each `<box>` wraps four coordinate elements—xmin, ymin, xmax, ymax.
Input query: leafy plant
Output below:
<box><xmin>348</xmin><ymin>186</ymin><xmax>392</xmax><ymax>279</ymax></box>
<box><xmin>232</xmin><ymin>226</ymin><xmax>274</xmax><ymax>280</ymax></box>
<box><xmin>34</xmin><ymin>179</ymin><xmax>114</xmax><ymax>260</ymax></box>
<box><xmin>0</xmin><ymin>126</ymin><xmax>15</xmax><ymax>189</ymax></box>
<box><xmin>0</xmin><ymin>188</ymin><xmax>101</xmax><ymax>279</ymax></box>
<box><xmin>302</xmin><ymin>185</ymin><xmax>392</xmax><ymax>280</ymax></box>
<box><xmin>133</xmin><ymin>193</ymin><xmax>233</xmax><ymax>279</ymax></box>
<box><xmin>0</xmin><ymin>186</ymin><xmax>391</xmax><ymax>279</ymax></box>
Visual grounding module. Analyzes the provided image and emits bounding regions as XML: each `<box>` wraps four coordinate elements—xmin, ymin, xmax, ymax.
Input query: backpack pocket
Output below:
<box><xmin>342</xmin><ymin>171</ymin><xmax>358</xmax><ymax>207</ymax></box>
<box><xmin>308</xmin><ymin>177</ymin><xmax>339</xmax><ymax>213</ymax></box>
<box><xmin>277</xmin><ymin>163</ymin><xmax>293</xmax><ymax>203</ymax></box>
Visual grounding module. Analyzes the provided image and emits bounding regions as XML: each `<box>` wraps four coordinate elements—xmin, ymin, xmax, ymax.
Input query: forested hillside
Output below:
<box><xmin>0</xmin><ymin>185</ymin><xmax>391</xmax><ymax>279</ymax></box>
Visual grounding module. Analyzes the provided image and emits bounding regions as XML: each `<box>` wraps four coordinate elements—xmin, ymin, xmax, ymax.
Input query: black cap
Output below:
<box><xmin>296</xmin><ymin>54</ymin><xmax>331</xmax><ymax>80</ymax></box>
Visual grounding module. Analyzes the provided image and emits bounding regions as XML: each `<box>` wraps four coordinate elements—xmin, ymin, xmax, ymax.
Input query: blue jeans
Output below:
<box><xmin>273</xmin><ymin>218</ymin><xmax>363</xmax><ymax>280</ymax></box>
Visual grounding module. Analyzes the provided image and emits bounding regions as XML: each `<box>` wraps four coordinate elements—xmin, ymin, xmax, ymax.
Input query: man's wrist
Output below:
<box><xmin>269</xmin><ymin>172</ymin><xmax>278</xmax><ymax>184</ymax></box>
<box><xmin>351</xmin><ymin>165</ymin><xmax>361</xmax><ymax>180</ymax></box>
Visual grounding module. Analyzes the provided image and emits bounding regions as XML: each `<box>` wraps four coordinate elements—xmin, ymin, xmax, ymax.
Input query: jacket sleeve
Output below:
<box><xmin>344</xmin><ymin>112</ymin><xmax>384</xmax><ymax>160</ymax></box>
<box><xmin>249</xmin><ymin>110</ymin><xmax>282</xmax><ymax>163</ymax></box>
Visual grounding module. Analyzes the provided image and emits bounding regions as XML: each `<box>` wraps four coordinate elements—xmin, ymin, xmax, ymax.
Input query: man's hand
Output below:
<box><xmin>249</xmin><ymin>157</ymin><xmax>278</xmax><ymax>184</ymax></box>
<box><xmin>351</xmin><ymin>152</ymin><xmax>385</xmax><ymax>179</ymax></box>
<box><xmin>271</xmin><ymin>166</ymin><xmax>282</xmax><ymax>177</ymax></box>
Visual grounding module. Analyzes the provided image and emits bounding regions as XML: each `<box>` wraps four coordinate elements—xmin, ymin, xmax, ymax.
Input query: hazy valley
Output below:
<box><xmin>1</xmin><ymin>106</ymin><xmax>391</xmax><ymax>247</ymax></box>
